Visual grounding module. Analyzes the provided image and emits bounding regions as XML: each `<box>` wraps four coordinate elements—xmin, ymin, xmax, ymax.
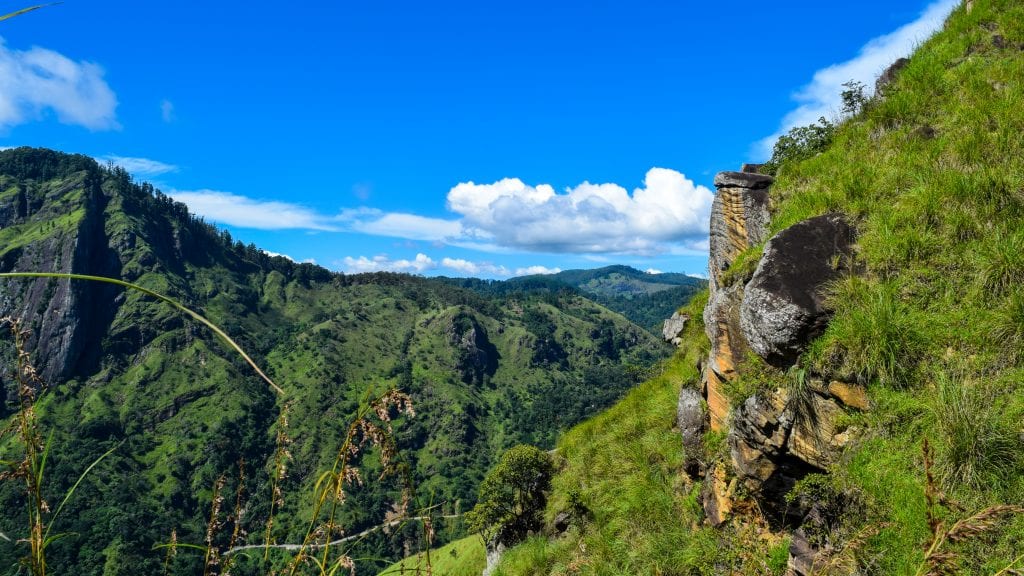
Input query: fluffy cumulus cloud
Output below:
<box><xmin>101</xmin><ymin>155</ymin><xmax>178</xmax><ymax>176</ymax></box>
<box><xmin>757</xmin><ymin>0</ymin><xmax>957</xmax><ymax>156</ymax></box>
<box><xmin>169</xmin><ymin>167</ymin><xmax>709</xmax><ymax>257</ymax></box>
<box><xmin>0</xmin><ymin>38</ymin><xmax>118</xmax><ymax>130</ymax></box>
<box><xmin>447</xmin><ymin>167</ymin><xmax>713</xmax><ymax>255</ymax></box>
<box><xmin>440</xmin><ymin>257</ymin><xmax>507</xmax><ymax>276</ymax></box>
<box><xmin>169</xmin><ymin>189</ymin><xmax>338</xmax><ymax>231</ymax></box>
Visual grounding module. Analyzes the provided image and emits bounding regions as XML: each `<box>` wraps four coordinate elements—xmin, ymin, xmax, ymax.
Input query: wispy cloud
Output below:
<box><xmin>101</xmin><ymin>155</ymin><xmax>178</xmax><ymax>176</ymax></box>
<box><xmin>351</xmin><ymin>212</ymin><xmax>462</xmax><ymax>242</ymax></box>
<box><xmin>160</xmin><ymin>99</ymin><xmax>175</xmax><ymax>123</ymax></box>
<box><xmin>755</xmin><ymin>0</ymin><xmax>958</xmax><ymax>158</ymax></box>
<box><xmin>0</xmin><ymin>38</ymin><xmax>118</xmax><ymax>131</ymax></box>
<box><xmin>169</xmin><ymin>189</ymin><xmax>339</xmax><ymax>231</ymax></box>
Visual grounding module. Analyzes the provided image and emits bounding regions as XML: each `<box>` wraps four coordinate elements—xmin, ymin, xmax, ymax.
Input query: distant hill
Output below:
<box><xmin>0</xmin><ymin>147</ymin><xmax>670</xmax><ymax>574</ymax></box>
<box><xmin>441</xmin><ymin>265</ymin><xmax>706</xmax><ymax>334</ymax></box>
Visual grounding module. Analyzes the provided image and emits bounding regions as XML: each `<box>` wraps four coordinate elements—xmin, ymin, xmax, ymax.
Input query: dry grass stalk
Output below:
<box><xmin>917</xmin><ymin>440</ymin><xmax>1024</xmax><ymax>576</ymax></box>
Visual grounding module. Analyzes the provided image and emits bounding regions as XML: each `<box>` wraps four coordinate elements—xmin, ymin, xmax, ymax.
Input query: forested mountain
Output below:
<box><xmin>442</xmin><ymin>265</ymin><xmax>706</xmax><ymax>334</ymax></box>
<box><xmin>0</xmin><ymin>147</ymin><xmax>669</xmax><ymax>574</ymax></box>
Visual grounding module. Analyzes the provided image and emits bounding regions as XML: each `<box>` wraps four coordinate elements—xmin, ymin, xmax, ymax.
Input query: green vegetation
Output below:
<box><xmin>465</xmin><ymin>445</ymin><xmax>554</xmax><ymax>546</ymax></box>
<box><xmin>445</xmin><ymin>264</ymin><xmax>706</xmax><ymax>334</ymax></box>
<box><xmin>414</xmin><ymin>1</ymin><xmax>1024</xmax><ymax>573</ymax></box>
<box><xmin>377</xmin><ymin>535</ymin><xmax>485</xmax><ymax>576</ymax></box>
<box><xmin>0</xmin><ymin>148</ymin><xmax>669</xmax><ymax>574</ymax></box>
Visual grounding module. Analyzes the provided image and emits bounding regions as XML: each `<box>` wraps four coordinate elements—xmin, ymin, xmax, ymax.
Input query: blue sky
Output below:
<box><xmin>0</xmin><ymin>0</ymin><xmax>957</xmax><ymax>278</ymax></box>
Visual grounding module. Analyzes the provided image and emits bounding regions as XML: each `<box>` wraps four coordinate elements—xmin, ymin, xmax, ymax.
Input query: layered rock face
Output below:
<box><xmin>702</xmin><ymin>169</ymin><xmax>772</xmax><ymax>430</ymax></box>
<box><xmin>691</xmin><ymin>166</ymin><xmax>866</xmax><ymax>542</ymax></box>
<box><xmin>0</xmin><ymin>165</ymin><xmax>121</xmax><ymax>384</ymax></box>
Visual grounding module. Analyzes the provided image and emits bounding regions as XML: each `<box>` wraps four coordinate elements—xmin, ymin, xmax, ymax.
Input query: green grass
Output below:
<box><xmin>377</xmin><ymin>535</ymin><xmax>486</xmax><ymax>576</ymax></box>
<box><xmin>487</xmin><ymin>1</ymin><xmax>1024</xmax><ymax>573</ymax></box>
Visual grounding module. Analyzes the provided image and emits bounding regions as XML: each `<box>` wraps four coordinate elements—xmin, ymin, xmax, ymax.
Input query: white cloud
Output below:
<box><xmin>165</xmin><ymin>167</ymin><xmax>711</xmax><ymax>257</ymax></box>
<box><xmin>262</xmin><ymin>250</ymin><xmax>294</xmax><ymax>261</ymax></box>
<box><xmin>169</xmin><ymin>189</ymin><xmax>338</xmax><ymax>231</ymax></box>
<box><xmin>338</xmin><ymin>253</ymin><xmax>558</xmax><ymax>278</ymax></box>
<box><xmin>351</xmin><ymin>212</ymin><xmax>462</xmax><ymax>242</ymax></box>
<box><xmin>101</xmin><ymin>155</ymin><xmax>178</xmax><ymax>176</ymax></box>
<box><xmin>514</xmin><ymin>265</ymin><xmax>561</xmax><ymax>277</ymax></box>
<box><xmin>0</xmin><ymin>38</ymin><xmax>118</xmax><ymax>130</ymax></box>
<box><xmin>440</xmin><ymin>257</ymin><xmax>512</xmax><ymax>277</ymax></box>
<box><xmin>160</xmin><ymin>99</ymin><xmax>174</xmax><ymax>122</ymax></box>
<box><xmin>340</xmin><ymin>253</ymin><xmax>436</xmax><ymax>274</ymax></box>
<box><xmin>645</xmin><ymin>268</ymin><xmax>663</xmax><ymax>275</ymax></box>
<box><xmin>447</xmin><ymin>167</ymin><xmax>713</xmax><ymax>255</ymax></box>
<box><xmin>756</xmin><ymin>0</ymin><xmax>958</xmax><ymax>157</ymax></box>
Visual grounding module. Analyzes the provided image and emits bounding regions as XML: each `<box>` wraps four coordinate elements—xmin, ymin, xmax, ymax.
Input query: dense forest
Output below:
<box><xmin>0</xmin><ymin>148</ymin><xmax>673</xmax><ymax>574</ymax></box>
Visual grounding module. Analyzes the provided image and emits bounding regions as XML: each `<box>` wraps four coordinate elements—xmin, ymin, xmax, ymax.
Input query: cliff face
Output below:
<box><xmin>703</xmin><ymin>168</ymin><xmax>771</xmax><ymax>430</ymax></box>
<box><xmin>693</xmin><ymin>166</ymin><xmax>867</xmax><ymax>571</ymax></box>
<box><xmin>0</xmin><ymin>154</ymin><xmax>122</xmax><ymax>383</ymax></box>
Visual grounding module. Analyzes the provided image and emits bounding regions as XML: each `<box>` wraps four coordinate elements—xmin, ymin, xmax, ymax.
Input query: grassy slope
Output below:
<box><xmin>378</xmin><ymin>535</ymin><xmax>486</xmax><ymax>576</ymax></box>
<box><xmin>432</xmin><ymin>1</ymin><xmax>1024</xmax><ymax>573</ymax></box>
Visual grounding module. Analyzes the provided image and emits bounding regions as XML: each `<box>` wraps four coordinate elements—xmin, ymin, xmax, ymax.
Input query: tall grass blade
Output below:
<box><xmin>0</xmin><ymin>272</ymin><xmax>286</xmax><ymax>396</ymax></box>
<box><xmin>0</xmin><ymin>3</ymin><xmax>58</xmax><ymax>22</ymax></box>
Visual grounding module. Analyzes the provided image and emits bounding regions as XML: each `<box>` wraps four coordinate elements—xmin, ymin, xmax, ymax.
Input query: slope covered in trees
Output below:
<box><xmin>0</xmin><ymin>147</ymin><xmax>669</xmax><ymax>574</ymax></box>
<box><xmin>443</xmin><ymin>265</ymin><xmax>705</xmax><ymax>334</ymax></box>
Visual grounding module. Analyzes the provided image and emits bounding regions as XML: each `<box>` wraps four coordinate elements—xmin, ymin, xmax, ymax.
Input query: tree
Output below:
<box><xmin>465</xmin><ymin>445</ymin><xmax>554</xmax><ymax>547</ymax></box>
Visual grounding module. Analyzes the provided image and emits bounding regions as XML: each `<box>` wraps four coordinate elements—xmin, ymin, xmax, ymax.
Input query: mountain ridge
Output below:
<box><xmin>0</xmin><ymin>146</ymin><xmax>672</xmax><ymax>574</ymax></box>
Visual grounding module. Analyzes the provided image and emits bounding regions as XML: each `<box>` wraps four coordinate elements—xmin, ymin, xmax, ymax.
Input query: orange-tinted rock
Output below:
<box><xmin>827</xmin><ymin>380</ymin><xmax>869</xmax><ymax>410</ymax></box>
<box><xmin>705</xmin><ymin>368</ymin><xmax>730</xmax><ymax>432</ymax></box>
<box><xmin>702</xmin><ymin>462</ymin><xmax>735</xmax><ymax>526</ymax></box>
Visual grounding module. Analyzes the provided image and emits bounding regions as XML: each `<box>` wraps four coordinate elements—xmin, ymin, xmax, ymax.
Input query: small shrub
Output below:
<box><xmin>466</xmin><ymin>445</ymin><xmax>554</xmax><ymax>547</ymax></box>
<box><xmin>763</xmin><ymin>117</ymin><xmax>836</xmax><ymax>175</ymax></box>
<box><xmin>840</xmin><ymin>80</ymin><xmax>868</xmax><ymax>116</ymax></box>
<box><xmin>991</xmin><ymin>291</ymin><xmax>1024</xmax><ymax>363</ymax></box>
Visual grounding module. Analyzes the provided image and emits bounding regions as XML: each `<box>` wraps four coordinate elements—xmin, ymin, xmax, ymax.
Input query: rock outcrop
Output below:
<box><xmin>677</xmin><ymin>387</ymin><xmax>704</xmax><ymax>476</ymax></box>
<box><xmin>0</xmin><ymin>157</ymin><xmax>122</xmax><ymax>384</ymax></box>
<box><xmin>662</xmin><ymin>311</ymin><xmax>689</xmax><ymax>346</ymax></box>
<box><xmin>876</xmin><ymin>57</ymin><xmax>909</xmax><ymax>95</ymax></box>
<box><xmin>740</xmin><ymin>214</ymin><xmax>855</xmax><ymax>366</ymax></box>
<box><xmin>702</xmin><ymin>169</ymin><xmax>772</xmax><ymax>430</ymax></box>
<box><xmin>693</xmin><ymin>164</ymin><xmax>865</xmax><ymax>537</ymax></box>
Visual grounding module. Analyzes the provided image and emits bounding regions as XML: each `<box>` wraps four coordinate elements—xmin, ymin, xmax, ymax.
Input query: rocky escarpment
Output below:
<box><xmin>686</xmin><ymin>165</ymin><xmax>868</xmax><ymax>573</ymax></box>
<box><xmin>0</xmin><ymin>154</ymin><xmax>122</xmax><ymax>385</ymax></box>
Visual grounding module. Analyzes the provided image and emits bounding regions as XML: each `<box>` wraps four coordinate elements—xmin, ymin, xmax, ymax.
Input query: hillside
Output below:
<box><xmin>0</xmin><ymin>148</ymin><xmax>670</xmax><ymax>575</ymax></box>
<box><xmin>435</xmin><ymin>1</ymin><xmax>1024</xmax><ymax>574</ymax></box>
<box><xmin>443</xmin><ymin>265</ymin><xmax>706</xmax><ymax>334</ymax></box>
